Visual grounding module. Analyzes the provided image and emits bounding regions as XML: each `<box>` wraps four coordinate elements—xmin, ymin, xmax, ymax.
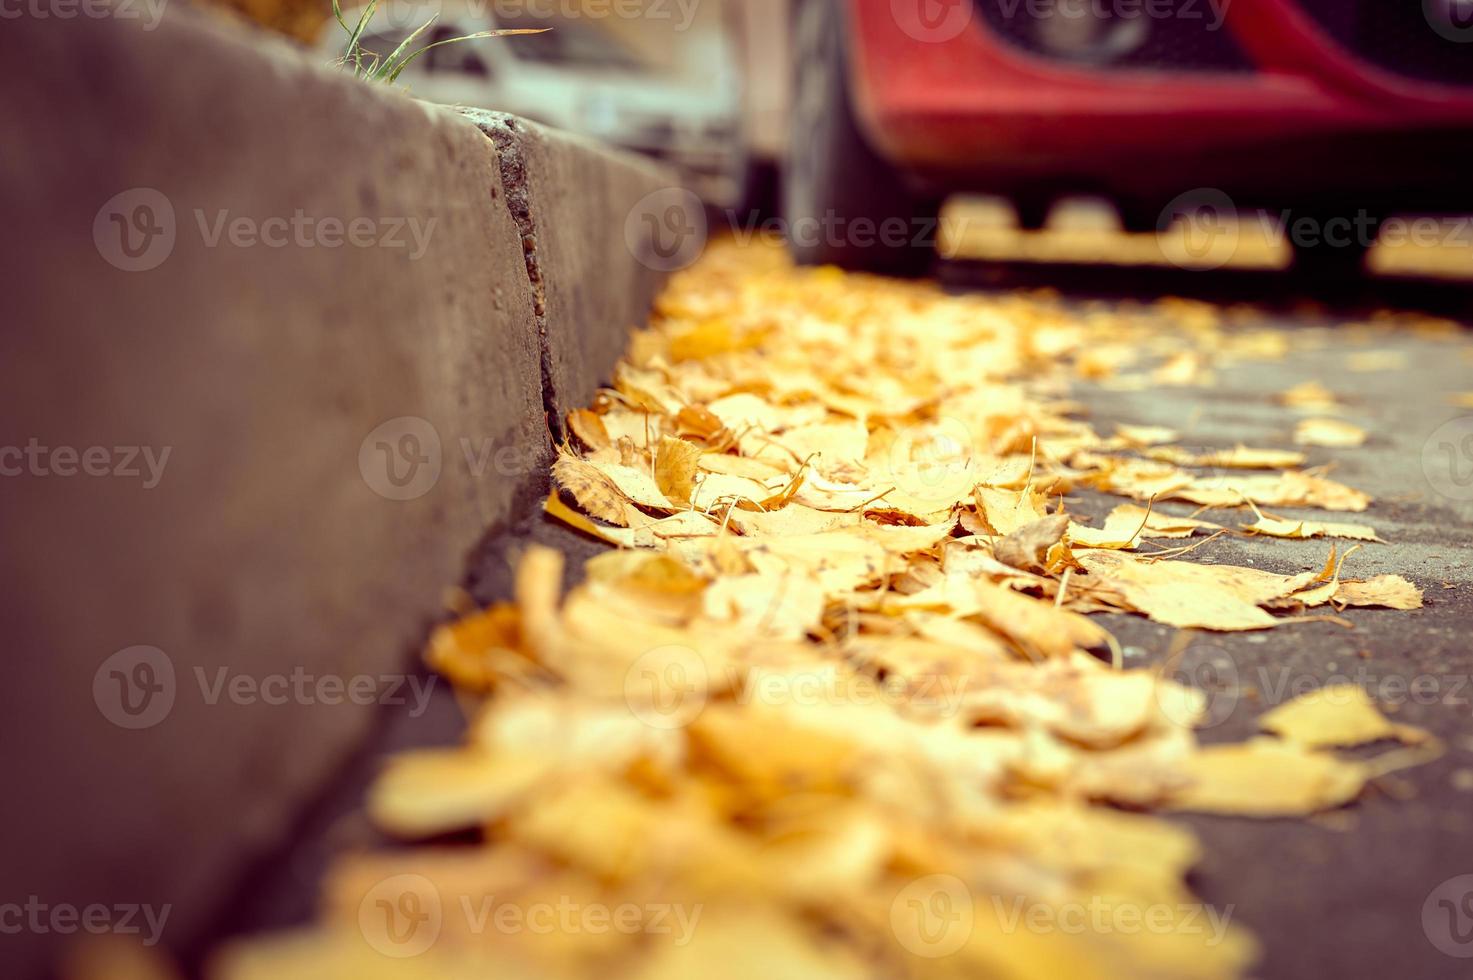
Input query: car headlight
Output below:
<box><xmin>1034</xmin><ymin>0</ymin><xmax>1148</xmax><ymax>63</ymax></box>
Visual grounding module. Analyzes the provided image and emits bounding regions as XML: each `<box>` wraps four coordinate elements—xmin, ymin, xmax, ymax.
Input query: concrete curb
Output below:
<box><xmin>0</xmin><ymin>9</ymin><xmax>673</xmax><ymax>975</ymax></box>
<box><xmin>460</xmin><ymin>109</ymin><xmax>676</xmax><ymax>436</ymax></box>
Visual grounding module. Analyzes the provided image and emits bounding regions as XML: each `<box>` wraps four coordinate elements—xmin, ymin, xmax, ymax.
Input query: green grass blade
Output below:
<box><xmin>383</xmin><ymin>28</ymin><xmax>549</xmax><ymax>83</ymax></box>
<box><xmin>344</xmin><ymin>0</ymin><xmax>379</xmax><ymax>72</ymax></box>
<box><xmin>374</xmin><ymin>15</ymin><xmax>439</xmax><ymax>81</ymax></box>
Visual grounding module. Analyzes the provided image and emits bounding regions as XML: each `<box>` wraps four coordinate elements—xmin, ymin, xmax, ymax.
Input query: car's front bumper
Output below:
<box><xmin>845</xmin><ymin>0</ymin><xmax>1473</xmax><ymax>209</ymax></box>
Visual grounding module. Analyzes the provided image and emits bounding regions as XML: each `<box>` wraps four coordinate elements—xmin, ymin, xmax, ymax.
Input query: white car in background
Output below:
<box><xmin>318</xmin><ymin>3</ymin><xmax>748</xmax><ymax>206</ymax></box>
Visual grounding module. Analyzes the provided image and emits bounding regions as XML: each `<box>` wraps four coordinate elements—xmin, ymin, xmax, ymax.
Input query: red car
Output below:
<box><xmin>783</xmin><ymin>0</ymin><xmax>1473</xmax><ymax>275</ymax></box>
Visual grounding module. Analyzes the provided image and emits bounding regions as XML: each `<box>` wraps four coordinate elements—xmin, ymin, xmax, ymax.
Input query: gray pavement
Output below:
<box><xmin>1064</xmin><ymin>298</ymin><xmax>1473</xmax><ymax>980</ymax></box>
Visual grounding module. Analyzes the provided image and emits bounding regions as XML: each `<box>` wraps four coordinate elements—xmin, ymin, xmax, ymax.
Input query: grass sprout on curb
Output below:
<box><xmin>332</xmin><ymin>0</ymin><xmax>548</xmax><ymax>84</ymax></box>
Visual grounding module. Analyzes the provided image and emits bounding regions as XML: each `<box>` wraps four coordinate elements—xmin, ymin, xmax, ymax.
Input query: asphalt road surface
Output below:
<box><xmin>211</xmin><ymin>260</ymin><xmax>1473</xmax><ymax>980</ymax></box>
<box><xmin>1033</xmin><ymin>265</ymin><xmax>1473</xmax><ymax>980</ymax></box>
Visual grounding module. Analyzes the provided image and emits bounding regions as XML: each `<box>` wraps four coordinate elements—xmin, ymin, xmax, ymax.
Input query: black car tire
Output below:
<box><xmin>1288</xmin><ymin>210</ymin><xmax>1382</xmax><ymax>284</ymax></box>
<box><xmin>783</xmin><ymin>0</ymin><xmax>939</xmax><ymax>276</ymax></box>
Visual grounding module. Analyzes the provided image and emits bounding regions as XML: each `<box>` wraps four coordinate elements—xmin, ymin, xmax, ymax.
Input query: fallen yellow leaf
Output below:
<box><xmin>1165</xmin><ymin>740</ymin><xmax>1367</xmax><ymax>816</ymax></box>
<box><xmin>1294</xmin><ymin>417</ymin><xmax>1366</xmax><ymax>448</ymax></box>
<box><xmin>1259</xmin><ymin>684</ymin><xmax>1423</xmax><ymax>748</ymax></box>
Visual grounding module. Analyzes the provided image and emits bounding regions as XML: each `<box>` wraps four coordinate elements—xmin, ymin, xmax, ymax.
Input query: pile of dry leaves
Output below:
<box><xmin>212</xmin><ymin>242</ymin><xmax>1438</xmax><ymax>980</ymax></box>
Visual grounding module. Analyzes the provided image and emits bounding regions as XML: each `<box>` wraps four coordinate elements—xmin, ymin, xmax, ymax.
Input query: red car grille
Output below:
<box><xmin>1294</xmin><ymin>0</ymin><xmax>1473</xmax><ymax>88</ymax></box>
<box><xmin>972</xmin><ymin>0</ymin><xmax>1255</xmax><ymax>72</ymax></box>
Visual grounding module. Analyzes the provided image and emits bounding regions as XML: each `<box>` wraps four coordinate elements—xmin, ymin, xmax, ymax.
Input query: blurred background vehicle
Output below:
<box><xmin>317</xmin><ymin>1</ymin><xmax>748</xmax><ymax>206</ymax></box>
<box><xmin>725</xmin><ymin>0</ymin><xmax>792</xmax><ymax>213</ymax></box>
<box><xmin>782</xmin><ymin>0</ymin><xmax>1473</xmax><ymax>276</ymax></box>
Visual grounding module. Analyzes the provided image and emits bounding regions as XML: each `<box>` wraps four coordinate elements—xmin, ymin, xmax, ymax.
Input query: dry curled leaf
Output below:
<box><xmin>567</xmin><ymin>408</ymin><xmax>611</xmax><ymax>451</ymax></box>
<box><xmin>1278</xmin><ymin>380</ymin><xmax>1341</xmax><ymax>413</ymax></box>
<box><xmin>654</xmin><ymin>435</ymin><xmax>702</xmax><ymax>504</ymax></box>
<box><xmin>1069</xmin><ymin>503</ymin><xmax>1220</xmax><ymax>550</ymax></box>
<box><xmin>1076</xmin><ymin>550</ymin><xmax>1316</xmax><ymax>631</ymax></box>
<box><xmin>994</xmin><ymin>513</ymin><xmax>1070</xmax><ymax>573</ymax></box>
<box><xmin>1165</xmin><ymin>740</ymin><xmax>1368</xmax><ymax>817</ymax></box>
<box><xmin>1147</xmin><ymin>444</ymin><xmax>1307</xmax><ymax>470</ymax></box>
<box><xmin>1241</xmin><ymin>515</ymin><xmax>1382</xmax><ymax>542</ymax></box>
<box><xmin>1294</xmin><ymin>417</ymin><xmax>1366</xmax><ymax>448</ymax></box>
<box><xmin>1345</xmin><ymin>349</ymin><xmax>1407</xmax><ymax>372</ymax></box>
<box><xmin>367</xmin><ymin>748</ymin><xmax>546</xmax><ymax>837</ymax></box>
<box><xmin>1334</xmin><ymin>574</ymin><xmax>1423</xmax><ymax>610</ymax></box>
<box><xmin>1113</xmin><ymin>423</ymin><xmax>1179</xmax><ymax>447</ymax></box>
<box><xmin>1169</xmin><ymin>470</ymin><xmax>1371</xmax><ymax>512</ymax></box>
<box><xmin>1259</xmin><ymin>684</ymin><xmax>1425</xmax><ymax>748</ymax></box>
<box><xmin>552</xmin><ymin>454</ymin><xmax>631</xmax><ymax>526</ymax></box>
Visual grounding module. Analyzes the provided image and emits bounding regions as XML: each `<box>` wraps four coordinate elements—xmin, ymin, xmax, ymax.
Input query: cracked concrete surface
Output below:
<box><xmin>461</xmin><ymin>108</ymin><xmax>673</xmax><ymax>443</ymax></box>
